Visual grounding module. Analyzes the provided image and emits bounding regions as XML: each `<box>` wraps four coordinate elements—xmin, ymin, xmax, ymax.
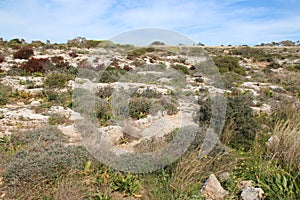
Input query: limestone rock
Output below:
<box><xmin>240</xmin><ymin>187</ymin><xmax>264</xmax><ymax>200</ymax></box>
<box><xmin>57</xmin><ymin>124</ymin><xmax>81</xmax><ymax>143</ymax></box>
<box><xmin>239</xmin><ymin>180</ymin><xmax>264</xmax><ymax>200</ymax></box>
<box><xmin>218</xmin><ymin>172</ymin><xmax>230</xmax><ymax>182</ymax></box>
<box><xmin>201</xmin><ymin>174</ymin><xmax>228</xmax><ymax>200</ymax></box>
<box><xmin>238</xmin><ymin>180</ymin><xmax>253</xmax><ymax>190</ymax></box>
<box><xmin>30</xmin><ymin>100</ymin><xmax>41</xmax><ymax>106</ymax></box>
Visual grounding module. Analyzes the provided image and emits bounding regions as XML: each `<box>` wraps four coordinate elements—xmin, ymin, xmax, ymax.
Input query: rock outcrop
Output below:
<box><xmin>201</xmin><ymin>174</ymin><xmax>228</xmax><ymax>200</ymax></box>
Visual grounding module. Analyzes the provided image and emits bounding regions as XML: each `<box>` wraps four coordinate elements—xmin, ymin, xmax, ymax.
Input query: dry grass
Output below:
<box><xmin>267</xmin><ymin>105</ymin><xmax>300</xmax><ymax>169</ymax></box>
<box><xmin>170</xmin><ymin>149</ymin><xmax>239</xmax><ymax>194</ymax></box>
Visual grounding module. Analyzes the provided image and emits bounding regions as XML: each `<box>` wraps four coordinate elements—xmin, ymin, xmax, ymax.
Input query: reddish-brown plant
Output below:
<box><xmin>13</xmin><ymin>46</ymin><xmax>34</xmax><ymax>59</ymax></box>
<box><xmin>20</xmin><ymin>58</ymin><xmax>50</xmax><ymax>73</ymax></box>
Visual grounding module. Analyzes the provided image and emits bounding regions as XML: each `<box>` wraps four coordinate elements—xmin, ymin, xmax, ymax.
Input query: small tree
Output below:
<box><xmin>150</xmin><ymin>41</ymin><xmax>165</xmax><ymax>46</ymax></box>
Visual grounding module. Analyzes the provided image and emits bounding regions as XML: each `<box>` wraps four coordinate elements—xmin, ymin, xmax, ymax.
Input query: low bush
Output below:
<box><xmin>4</xmin><ymin>144</ymin><xmax>90</xmax><ymax>185</ymax></box>
<box><xmin>134</xmin><ymin>87</ymin><xmax>162</xmax><ymax>98</ymax></box>
<box><xmin>288</xmin><ymin>64</ymin><xmax>300</xmax><ymax>71</ymax></box>
<box><xmin>13</xmin><ymin>46</ymin><xmax>34</xmax><ymax>59</ymax></box>
<box><xmin>129</xmin><ymin>97</ymin><xmax>153</xmax><ymax>119</ymax></box>
<box><xmin>96</xmin><ymin>99</ymin><xmax>114</xmax><ymax>125</ymax></box>
<box><xmin>44</xmin><ymin>73</ymin><xmax>73</xmax><ymax>88</ymax></box>
<box><xmin>14</xmin><ymin>126</ymin><xmax>68</xmax><ymax>145</ymax></box>
<box><xmin>0</xmin><ymin>54</ymin><xmax>5</xmax><ymax>63</ymax></box>
<box><xmin>222</xmin><ymin>72</ymin><xmax>245</xmax><ymax>89</ymax></box>
<box><xmin>172</xmin><ymin>64</ymin><xmax>189</xmax><ymax>75</ymax></box>
<box><xmin>97</xmin><ymin>85</ymin><xmax>114</xmax><ymax>98</ymax></box>
<box><xmin>230</xmin><ymin>47</ymin><xmax>279</xmax><ymax>62</ymax></box>
<box><xmin>126</xmin><ymin>47</ymin><xmax>156</xmax><ymax>60</ymax></box>
<box><xmin>99</xmin><ymin>67</ymin><xmax>126</xmax><ymax>83</ymax></box>
<box><xmin>85</xmin><ymin>40</ymin><xmax>103</xmax><ymax>48</ymax></box>
<box><xmin>157</xmin><ymin>96</ymin><xmax>179</xmax><ymax>115</ymax></box>
<box><xmin>3</xmin><ymin>126</ymin><xmax>92</xmax><ymax>186</ymax></box>
<box><xmin>20</xmin><ymin>57</ymin><xmax>50</xmax><ymax>73</ymax></box>
<box><xmin>224</xmin><ymin>155</ymin><xmax>300</xmax><ymax>199</ymax></box>
<box><xmin>51</xmin><ymin>56</ymin><xmax>64</xmax><ymax>63</ymax></box>
<box><xmin>267</xmin><ymin>61</ymin><xmax>281</xmax><ymax>69</ymax></box>
<box><xmin>48</xmin><ymin>113</ymin><xmax>70</xmax><ymax>125</ymax></box>
<box><xmin>43</xmin><ymin>90</ymin><xmax>72</xmax><ymax>107</ymax></box>
<box><xmin>213</xmin><ymin>56</ymin><xmax>245</xmax><ymax>75</ymax></box>
<box><xmin>295</xmin><ymin>64</ymin><xmax>300</xmax><ymax>70</ymax></box>
<box><xmin>20</xmin><ymin>57</ymin><xmax>76</xmax><ymax>75</ymax></box>
<box><xmin>199</xmin><ymin>95</ymin><xmax>258</xmax><ymax>151</ymax></box>
<box><xmin>0</xmin><ymin>83</ymin><xmax>12</xmax><ymax>105</ymax></box>
<box><xmin>111</xmin><ymin>173</ymin><xmax>141</xmax><ymax>196</ymax></box>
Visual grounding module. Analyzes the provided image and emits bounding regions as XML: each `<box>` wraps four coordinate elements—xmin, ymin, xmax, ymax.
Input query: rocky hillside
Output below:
<box><xmin>0</xmin><ymin>42</ymin><xmax>299</xmax><ymax>199</ymax></box>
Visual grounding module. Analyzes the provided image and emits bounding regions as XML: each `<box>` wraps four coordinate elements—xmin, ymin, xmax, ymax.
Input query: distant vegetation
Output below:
<box><xmin>150</xmin><ymin>41</ymin><xmax>165</xmax><ymax>45</ymax></box>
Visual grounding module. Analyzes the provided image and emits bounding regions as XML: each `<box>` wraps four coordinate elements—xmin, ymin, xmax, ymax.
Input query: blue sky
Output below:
<box><xmin>0</xmin><ymin>0</ymin><xmax>299</xmax><ymax>46</ymax></box>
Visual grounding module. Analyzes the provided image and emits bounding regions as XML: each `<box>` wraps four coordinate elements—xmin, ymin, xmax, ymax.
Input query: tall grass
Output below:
<box><xmin>267</xmin><ymin>105</ymin><xmax>300</xmax><ymax>170</ymax></box>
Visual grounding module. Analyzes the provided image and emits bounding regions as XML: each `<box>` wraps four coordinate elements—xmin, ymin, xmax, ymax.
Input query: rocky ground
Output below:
<box><xmin>0</xmin><ymin>42</ymin><xmax>299</xmax><ymax>199</ymax></box>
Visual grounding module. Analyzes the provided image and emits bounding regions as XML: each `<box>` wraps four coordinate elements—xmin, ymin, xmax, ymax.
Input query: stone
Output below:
<box><xmin>218</xmin><ymin>172</ymin><xmax>230</xmax><ymax>182</ymax></box>
<box><xmin>238</xmin><ymin>180</ymin><xmax>253</xmax><ymax>190</ymax></box>
<box><xmin>239</xmin><ymin>180</ymin><xmax>264</xmax><ymax>200</ymax></box>
<box><xmin>30</xmin><ymin>100</ymin><xmax>41</xmax><ymax>106</ymax></box>
<box><xmin>57</xmin><ymin>125</ymin><xmax>81</xmax><ymax>143</ymax></box>
<box><xmin>240</xmin><ymin>187</ymin><xmax>264</xmax><ymax>200</ymax></box>
<box><xmin>201</xmin><ymin>174</ymin><xmax>228</xmax><ymax>200</ymax></box>
<box><xmin>266</xmin><ymin>135</ymin><xmax>280</xmax><ymax>149</ymax></box>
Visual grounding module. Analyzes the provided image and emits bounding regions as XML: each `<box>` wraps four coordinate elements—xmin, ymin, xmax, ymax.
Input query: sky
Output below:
<box><xmin>0</xmin><ymin>0</ymin><xmax>299</xmax><ymax>46</ymax></box>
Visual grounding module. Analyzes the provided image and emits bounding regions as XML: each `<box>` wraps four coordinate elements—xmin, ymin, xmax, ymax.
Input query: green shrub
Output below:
<box><xmin>43</xmin><ymin>90</ymin><xmax>72</xmax><ymax>107</ymax></box>
<box><xmin>172</xmin><ymin>64</ymin><xmax>189</xmax><ymax>75</ymax></box>
<box><xmin>7</xmin><ymin>38</ymin><xmax>25</xmax><ymax>47</ymax></box>
<box><xmin>96</xmin><ymin>99</ymin><xmax>114</xmax><ymax>125</ymax></box>
<box><xmin>295</xmin><ymin>64</ymin><xmax>300</xmax><ymax>70</ymax></box>
<box><xmin>223</xmin><ymin>96</ymin><xmax>258</xmax><ymax>150</ymax></box>
<box><xmin>288</xmin><ymin>64</ymin><xmax>300</xmax><ymax>71</ymax></box>
<box><xmin>129</xmin><ymin>97</ymin><xmax>153</xmax><ymax>119</ymax></box>
<box><xmin>48</xmin><ymin>113</ymin><xmax>70</xmax><ymax>125</ymax></box>
<box><xmin>3</xmin><ymin>126</ymin><xmax>91</xmax><ymax>185</ymax></box>
<box><xmin>267</xmin><ymin>61</ymin><xmax>281</xmax><ymax>69</ymax></box>
<box><xmin>222</xmin><ymin>72</ymin><xmax>245</xmax><ymax>89</ymax></box>
<box><xmin>85</xmin><ymin>40</ymin><xmax>103</xmax><ymax>48</ymax></box>
<box><xmin>157</xmin><ymin>96</ymin><xmax>179</xmax><ymax>115</ymax></box>
<box><xmin>213</xmin><ymin>56</ymin><xmax>245</xmax><ymax>75</ymax></box>
<box><xmin>111</xmin><ymin>173</ymin><xmax>141</xmax><ymax>196</ymax></box>
<box><xmin>199</xmin><ymin>95</ymin><xmax>258</xmax><ymax>151</ymax></box>
<box><xmin>229</xmin><ymin>47</ymin><xmax>278</xmax><ymax>62</ymax></box>
<box><xmin>99</xmin><ymin>67</ymin><xmax>126</xmax><ymax>83</ymax></box>
<box><xmin>44</xmin><ymin>73</ymin><xmax>73</xmax><ymax>88</ymax></box>
<box><xmin>134</xmin><ymin>87</ymin><xmax>162</xmax><ymax>98</ymax></box>
<box><xmin>127</xmin><ymin>47</ymin><xmax>155</xmax><ymax>58</ymax></box>
<box><xmin>225</xmin><ymin>158</ymin><xmax>300</xmax><ymax>199</ymax></box>
<box><xmin>4</xmin><ymin>144</ymin><xmax>90</xmax><ymax>185</ymax></box>
<box><xmin>150</xmin><ymin>41</ymin><xmax>165</xmax><ymax>45</ymax></box>
<box><xmin>0</xmin><ymin>134</ymin><xmax>23</xmax><ymax>154</ymax></box>
<box><xmin>97</xmin><ymin>85</ymin><xmax>114</xmax><ymax>98</ymax></box>
<box><xmin>16</xmin><ymin>126</ymin><xmax>68</xmax><ymax>145</ymax></box>
<box><xmin>0</xmin><ymin>83</ymin><xmax>12</xmax><ymax>105</ymax></box>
